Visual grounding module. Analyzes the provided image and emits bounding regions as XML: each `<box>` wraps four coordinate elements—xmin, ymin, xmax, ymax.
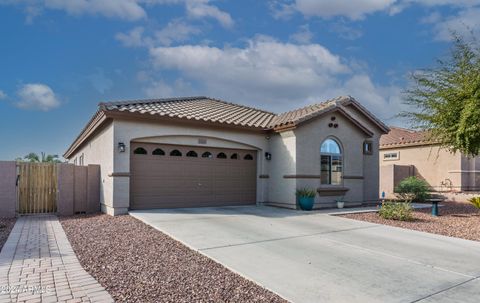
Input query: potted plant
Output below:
<box><xmin>336</xmin><ymin>196</ymin><xmax>345</xmax><ymax>209</ymax></box>
<box><xmin>296</xmin><ymin>188</ymin><xmax>317</xmax><ymax>211</ymax></box>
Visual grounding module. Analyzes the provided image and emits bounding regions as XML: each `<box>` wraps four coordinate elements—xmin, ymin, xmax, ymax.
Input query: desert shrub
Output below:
<box><xmin>379</xmin><ymin>201</ymin><xmax>414</xmax><ymax>221</ymax></box>
<box><xmin>295</xmin><ymin>188</ymin><xmax>316</xmax><ymax>198</ymax></box>
<box><xmin>394</xmin><ymin>176</ymin><xmax>430</xmax><ymax>202</ymax></box>
<box><xmin>469</xmin><ymin>197</ymin><xmax>480</xmax><ymax>211</ymax></box>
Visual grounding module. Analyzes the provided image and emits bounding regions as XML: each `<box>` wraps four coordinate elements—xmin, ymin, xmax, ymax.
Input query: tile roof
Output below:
<box><xmin>100</xmin><ymin>95</ymin><xmax>362</xmax><ymax>130</ymax></box>
<box><xmin>65</xmin><ymin>95</ymin><xmax>389</xmax><ymax>158</ymax></box>
<box><xmin>270</xmin><ymin>96</ymin><xmax>343</xmax><ymax>128</ymax></box>
<box><xmin>380</xmin><ymin>127</ymin><xmax>433</xmax><ymax>148</ymax></box>
<box><xmin>100</xmin><ymin>96</ymin><xmax>276</xmax><ymax>129</ymax></box>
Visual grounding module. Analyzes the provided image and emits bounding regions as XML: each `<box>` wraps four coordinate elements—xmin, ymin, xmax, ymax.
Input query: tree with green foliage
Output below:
<box><xmin>17</xmin><ymin>152</ymin><xmax>62</xmax><ymax>163</ymax></box>
<box><xmin>401</xmin><ymin>34</ymin><xmax>480</xmax><ymax>156</ymax></box>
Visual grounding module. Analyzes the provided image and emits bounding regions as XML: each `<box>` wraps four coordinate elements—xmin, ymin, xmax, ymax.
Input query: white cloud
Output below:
<box><xmin>16</xmin><ymin>83</ymin><xmax>60</xmax><ymax>111</ymax></box>
<box><xmin>146</xmin><ymin>38</ymin><xmax>407</xmax><ymax>121</ymax></box>
<box><xmin>87</xmin><ymin>69</ymin><xmax>114</xmax><ymax>94</ymax></box>
<box><xmin>330</xmin><ymin>22</ymin><xmax>363</xmax><ymax>40</ymax></box>
<box><xmin>271</xmin><ymin>0</ymin><xmax>480</xmax><ymax>20</ymax></box>
<box><xmin>2</xmin><ymin>0</ymin><xmax>147</xmax><ymax>21</ymax></box>
<box><xmin>289</xmin><ymin>24</ymin><xmax>313</xmax><ymax>44</ymax></box>
<box><xmin>293</xmin><ymin>0</ymin><xmax>397</xmax><ymax>20</ymax></box>
<box><xmin>0</xmin><ymin>90</ymin><xmax>6</xmax><ymax>100</ymax></box>
<box><xmin>185</xmin><ymin>0</ymin><xmax>234</xmax><ymax>28</ymax></box>
<box><xmin>155</xmin><ymin>19</ymin><xmax>201</xmax><ymax>46</ymax></box>
<box><xmin>143</xmin><ymin>78</ymin><xmax>193</xmax><ymax>97</ymax></box>
<box><xmin>116</xmin><ymin>27</ymin><xmax>148</xmax><ymax>47</ymax></box>
<box><xmin>326</xmin><ymin>74</ymin><xmax>406</xmax><ymax>122</ymax></box>
<box><xmin>116</xmin><ymin>20</ymin><xmax>201</xmax><ymax>48</ymax></box>
<box><xmin>432</xmin><ymin>8</ymin><xmax>480</xmax><ymax>41</ymax></box>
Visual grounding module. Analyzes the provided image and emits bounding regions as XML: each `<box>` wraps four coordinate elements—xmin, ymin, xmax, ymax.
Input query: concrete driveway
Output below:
<box><xmin>130</xmin><ymin>206</ymin><xmax>480</xmax><ymax>303</ymax></box>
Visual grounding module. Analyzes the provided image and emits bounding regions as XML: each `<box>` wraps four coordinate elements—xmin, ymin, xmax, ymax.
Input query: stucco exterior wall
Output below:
<box><xmin>380</xmin><ymin>145</ymin><xmax>462</xmax><ymax>194</ymax></box>
<box><xmin>65</xmin><ymin>105</ymin><xmax>386</xmax><ymax>215</ymax></box>
<box><xmin>0</xmin><ymin>161</ymin><xmax>16</xmax><ymax>218</ymax></box>
<box><xmin>67</xmin><ymin>122</ymin><xmax>114</xmax><ymax>213</ymax></box>
<box><xmin>112</xmin><ymin>119</ymin><xmax>270</xmax><ymax>214</ymax></box>
<box><xmin>265</xmin><ymin>130</ymin><xmax>296</xmax><ymax>208</ymax></box>
<box><xmin>294</xmin><ymin>113</ymin><xmax>376</xmax><ymax>208</ymax></box>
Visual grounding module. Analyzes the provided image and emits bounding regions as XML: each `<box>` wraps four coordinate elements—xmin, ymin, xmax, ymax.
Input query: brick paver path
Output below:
<box><xmin>0</xmin><ymin>216</ymin><xmax>113</xmax><ymax>303</ymax></box>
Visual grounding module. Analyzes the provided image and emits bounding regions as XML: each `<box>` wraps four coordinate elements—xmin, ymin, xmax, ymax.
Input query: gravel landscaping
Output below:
<box><xmin>340</xmin><ymin>201</ymin><xmax>480</xmax><ymax>241</ymax></box>
<box><xmin>60</xmin><ymin>214</ymin><xmax>287</xmax><ymax>303</ymax></box>
<box><xmin>0</xmin><ymin>218</ymin><xmax>16</xmax><ymax>251</ymax></box>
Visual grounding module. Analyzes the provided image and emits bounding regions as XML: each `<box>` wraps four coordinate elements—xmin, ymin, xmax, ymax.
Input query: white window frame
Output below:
<box><xmin>383</xmin><ymin>151</ymin><xmax>400</xmax><ymax>161</ymax></box>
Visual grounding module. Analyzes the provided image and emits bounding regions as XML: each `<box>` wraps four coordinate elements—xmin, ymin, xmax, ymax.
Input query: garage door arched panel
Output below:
<box><xmin>130</xmin><ymin>143</ymin><xmax>257</xmax><ymax>209</ymax></box>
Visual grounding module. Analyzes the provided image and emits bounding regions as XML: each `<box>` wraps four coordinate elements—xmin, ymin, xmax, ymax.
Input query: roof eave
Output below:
<box><xmin>341</xmin><ymin>97</ymin><xmax>390</xmax><ymax>134</ymax></box>
<box><xmin>63</xmin><ymin>110</ymin><xmax>108</xmax><ymax>159</ymax></box>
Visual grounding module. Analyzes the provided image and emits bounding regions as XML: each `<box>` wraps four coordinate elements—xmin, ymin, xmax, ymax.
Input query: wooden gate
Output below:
<box><xmin>17</xmin><ymin>162</ymin><xmax>58</xmax><ymax>214</ymax></box>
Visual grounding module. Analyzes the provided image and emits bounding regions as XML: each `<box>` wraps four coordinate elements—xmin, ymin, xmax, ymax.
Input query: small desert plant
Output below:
<box><xmin>295</xmin><ymin>188</ymin><xmax>317</xmax><ymax>198</ymax></box>
<box><xmin>469</xmin><ymin>197</ymin><xmax>480</xmax><ymax>212</ymax></box>
<box><xmin>395</xmin><ymin>176</ymin><xmax>430</xmax><ymax>202</ymax></box>
<box><xmin>379</xmin><ymin>201</ymin><xmax>414</xmax><ymax>221</ymax></box>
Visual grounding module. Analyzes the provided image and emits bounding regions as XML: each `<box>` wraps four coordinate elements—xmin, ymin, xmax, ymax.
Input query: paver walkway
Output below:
<box><xmin>0</xmin><ymin>216</ymin><xmax>113</xmax><ymax>303</ymax></box>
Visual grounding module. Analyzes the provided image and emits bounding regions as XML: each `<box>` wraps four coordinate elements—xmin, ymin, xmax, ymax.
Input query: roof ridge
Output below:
<box><xmin>275</xmin><ymin>95</ymin><xmax>347</xmax><ymax>117</ymax></box>
<box><xmin>99</xmin><ymin>96</ymin><xmax>277</xmax><ymax>115</ymax></box>
<box><xmin>388</xmin><ymin>126</ymin><xmax>417</xmax><ymax>133</ymax></box>
<box><xmin>99</xmin><ymin>96</ymin><xmax>208</xmax><ymax>107</ymax></box>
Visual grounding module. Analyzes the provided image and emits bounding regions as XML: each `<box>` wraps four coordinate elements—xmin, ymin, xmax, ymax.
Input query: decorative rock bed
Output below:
<box><xmin>341</xmin><ymin>202</ymin><xmax>480</xmax><ymax>242</ymax></box>
<box><xmin>60</xmin><ymin>214</ymin><xmax>287</xmax><ymax>303</ymax></box>
<box><xmin>0</xmin><ymin>218</ymin><xmax>16</xmax><ymax>251</ymax></box>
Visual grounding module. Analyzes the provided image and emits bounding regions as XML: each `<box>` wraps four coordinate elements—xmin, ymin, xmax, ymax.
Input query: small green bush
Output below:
<box><xmin>295</xmin><ymin>188</ymin><xmax>317</xmax><ymax>198</ymax></box>
<box><xmin>469</xmin><ymin>197</ymin><xmax>480</xmax><ymax>211</ymax></box>
<box><xmin>394</xmin><ymin>176</ymin><xmax>430</xmax><ymax>202</ymax></box>
<box><xmin>379</xmin><ymin>201</ymin><xmax>414</xmax><ymax>221</ymax></box>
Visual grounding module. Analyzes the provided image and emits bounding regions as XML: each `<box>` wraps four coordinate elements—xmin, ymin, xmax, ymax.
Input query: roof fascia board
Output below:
<box><xmin>341</xmin><ymin>98</ymin><xmax>390</xmax><ymax>134</ymax></box>
<box><xmin>63</xmin><ymin>111</ymin><xmax>108</xmax><ymax>158</ymax></box>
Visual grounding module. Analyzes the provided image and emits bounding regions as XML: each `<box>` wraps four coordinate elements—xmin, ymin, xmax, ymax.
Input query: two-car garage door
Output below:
<box><xmin>130</xmin><ymin>143</ymin><xmax>257</xmax><ymax>209</ymax></box>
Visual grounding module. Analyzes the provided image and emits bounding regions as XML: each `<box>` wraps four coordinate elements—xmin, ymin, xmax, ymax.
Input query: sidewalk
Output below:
<box><xmin>0</xmin><ymin>216</ymin><xmax>113</xmax><ymax>303</ymax></box>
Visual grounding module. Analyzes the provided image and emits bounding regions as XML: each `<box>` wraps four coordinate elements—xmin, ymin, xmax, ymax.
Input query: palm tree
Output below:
<box><xmin>17</xmin><ymin>152</ymin><xmax>62</xmax><ymax>163</ymax></box>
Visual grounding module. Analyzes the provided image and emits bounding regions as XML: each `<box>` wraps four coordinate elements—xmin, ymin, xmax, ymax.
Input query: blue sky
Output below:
<box><xmin>1</xmin><ymin>0</ymin><xmax>479</xmax><ymax>160</ymax></box>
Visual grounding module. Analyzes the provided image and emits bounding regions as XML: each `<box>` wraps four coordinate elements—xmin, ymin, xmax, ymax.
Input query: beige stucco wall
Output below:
<box><xmin>112</xmin><ymin>119</ymin><xmax>270</xmax><ymax>214</ymax></box>
<box><xmin>66</xmin><ymin>106</ymin><xmax>385</xmax><ymax>215</ymax></box>
<box><xmin>67</xmin><ymin>122</ymin><xmax>114</xmax><ymax>214</ymax></box>
<box><xmin>266</xmin><ymin>130</ymin><xmax>296</xmax><ymax>208</ymax></box>
<box><xmin>294</xmin><ymin>112</ymin><xmax>379</xmax><ymax>208</ymax></box>
<box><xmin>380</xmin><ymin>145</ymin><xmax>463</xmax><ymax>195</ymax></box>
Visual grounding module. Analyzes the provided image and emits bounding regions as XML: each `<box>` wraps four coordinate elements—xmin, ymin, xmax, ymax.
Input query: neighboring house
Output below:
<box><xmin>379</xmin><ymin>127</ymin><xmax>480</xmax><ymax>199</ymax></box>
<box><xmin>64</xmin><ymin>96</ymin><xmax>389</xmax><ymax>215</ymax></box>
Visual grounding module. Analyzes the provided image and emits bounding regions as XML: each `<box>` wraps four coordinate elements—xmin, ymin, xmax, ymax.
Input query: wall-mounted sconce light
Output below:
<box><xmin>118</xmin><ymin>142</ymin><xmax>126</xmax><ymax>153</ymax></box>
<box><xmin>265</xmin><ymin>152</ymin><xmax>272</xmax><ymax>161</ymax></box>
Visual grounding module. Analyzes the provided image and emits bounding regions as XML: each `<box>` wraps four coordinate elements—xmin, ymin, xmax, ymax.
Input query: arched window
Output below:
<box><xmin>244</xmin><ymin>154</ymin><xmax>253</xmax><ymax>160</ymax></box>
<box><xmin>186</xmin><ymin>151</ymin><xmax>198</xmax><ymax>157</ymax></box>
<box><xmin>133</xmin><ymin>147</ymin><xmax>147</xmax><ymax>155</ymax></box>
<box><xmin>152</xmin><ymin>148</ymin><xmax>165</xmax><ymax>156</ymax></box>
<box><xmin>320</xmin><ymin>139</ymin><xmax>342</xmax><ymax>185</ymax></box>
<box><xmin>202</xmin><ymin>151</ymin><xmax>213</xmax><ymax>158</ymax></box>
<box><xmin>170</xmin><ymin>149</ymin><xmax>182</xmax><ymax>157</ymax></box>
<box><xmin>230</xmin><ymin>153</ymin><xmax>238</xmax><ymax>160</ymax></box>
<box><xmin>217</xmin><ymin>152</ymin><xmax>227</xmax><ymax>159</ymax></box>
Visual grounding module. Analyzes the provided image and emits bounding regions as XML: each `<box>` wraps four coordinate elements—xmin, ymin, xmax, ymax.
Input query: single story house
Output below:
<box><xmin>379</xmin><ymin>127</ymin><xmax>480</xmax><ymax>199</ymax></box>
<box><xmin>64</xmin><ymin>96</ymin><xmax>389</xmax><ymax>215</ymax></box>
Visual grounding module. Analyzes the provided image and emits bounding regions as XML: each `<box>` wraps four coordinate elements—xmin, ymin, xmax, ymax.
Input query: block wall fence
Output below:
<box><xmin>0</xmin><ymin>161</ymin><xmax>100</xmax><ymax>218</ymax></box>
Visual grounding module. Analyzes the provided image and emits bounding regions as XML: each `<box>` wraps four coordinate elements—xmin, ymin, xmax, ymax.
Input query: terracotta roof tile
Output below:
<box><xmin>380</xmin><ymin>127</ymin><xmax>433</xmax><ymax>148</ymax></box>
<box><xmin>101</xmin><ymin>96</ymin><xmax>276</xmax><ymax>129</ymax></box>
<box><xmin>270</xmin><ymin>97</ymin><xmax>341</xmax><ymax>128</ymax></box>
<box><xmin>65</xmin><ymin>95</ymin><xmax>389</xmax><ymax>158</ymax></box>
